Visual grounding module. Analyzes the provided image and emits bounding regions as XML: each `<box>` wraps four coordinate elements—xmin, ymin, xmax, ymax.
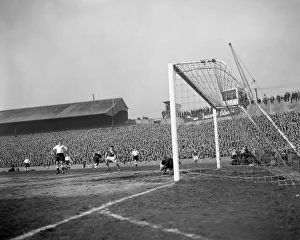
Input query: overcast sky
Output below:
<box><xmin>1</xmin><ymin>0</ymin><xmax>300</xmax><ymax>118</ymax></box>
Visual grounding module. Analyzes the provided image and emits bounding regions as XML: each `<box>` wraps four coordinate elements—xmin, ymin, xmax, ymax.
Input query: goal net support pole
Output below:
<box><xmin>168</xmin><ymin>63</ymin><xmax>180</xmax><ymax>181</ymax></box>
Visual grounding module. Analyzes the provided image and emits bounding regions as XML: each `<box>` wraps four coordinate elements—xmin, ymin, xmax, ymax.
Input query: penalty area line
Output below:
<box><xmin>11</xmin><ymin>183</ymin><xmax>174</xmax><ymax>240</ymax></box>
<box><xmin>98</xmin><ymin>209</ymin><xmax>211</xmax><ymax>240</ymax></box>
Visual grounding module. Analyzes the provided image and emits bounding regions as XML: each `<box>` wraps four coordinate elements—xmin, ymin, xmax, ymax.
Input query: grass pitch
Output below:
<box><xmin>0</xmin><ymin>164</ymin><xmax>299</xmax><ymax>240</ymax></box>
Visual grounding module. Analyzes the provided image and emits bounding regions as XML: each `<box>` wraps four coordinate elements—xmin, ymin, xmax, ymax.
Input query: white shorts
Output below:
<box><xmin>160</xmin><ymin>163</ymin><xmax>167</xmax><ymax>171</ymax></box>
<box><xmin>106</xmin><ymin>156</ymin><xmax>117</xmax><ymax>163</ymax></box>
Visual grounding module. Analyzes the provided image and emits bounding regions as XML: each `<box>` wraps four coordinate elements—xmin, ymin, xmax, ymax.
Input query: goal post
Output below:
<box><xmin>213</xmin><ymin>108</ymin><xmax>221</xmax><ymax>169</ymax></box>
<box><xmin>168</xmin><ymin>63</ymin><xmax>180</xmax><ymax>181</ymax></box>
<box><xmin>168</xmin><ymin>59</ymin><xmax>233</xmax><ymax>181</ymax></box>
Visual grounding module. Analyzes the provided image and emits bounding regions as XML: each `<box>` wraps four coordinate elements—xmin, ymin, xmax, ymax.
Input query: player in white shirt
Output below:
<box><xmin>131</xmin><ymin>147</ymin><xmax>139</xmax><ymax>168</ymax></box>
<box><xmin>192</xmin><ymin>149</ymin><xmax>199</xmax><ymax>163</ymax></box>
<box><xmin>53</xmin><ymin>140</ymin><xmax>68</xmax><ymax>174</ymax></box>
<box><xmin>65</xmin><ymin>155</ymin><xmax>72</xmax><ymax>170</ymax></box>
<box><xmin>23</xmin><ymin>157</ymin><xmax>31</xmax><ymax>172</ymax></box>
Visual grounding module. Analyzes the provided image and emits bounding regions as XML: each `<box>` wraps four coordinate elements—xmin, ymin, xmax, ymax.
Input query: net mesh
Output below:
<box><xmin>171</xmin><ymin>59</ymin><xmax>300</xmax><ymax>186</ymax></box>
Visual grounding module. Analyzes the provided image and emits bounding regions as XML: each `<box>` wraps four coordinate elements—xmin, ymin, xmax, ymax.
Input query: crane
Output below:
<box><xmin>229</xmin><ymin>43</ymin><xmax>254</xmax><ymax>99</ymax></box>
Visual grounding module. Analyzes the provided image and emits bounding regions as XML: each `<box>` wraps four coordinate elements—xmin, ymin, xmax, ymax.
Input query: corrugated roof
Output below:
<box><xmin>0</xmin><ymin>98</ymin><xmax>126</xmax><ymax>124</ymax></box>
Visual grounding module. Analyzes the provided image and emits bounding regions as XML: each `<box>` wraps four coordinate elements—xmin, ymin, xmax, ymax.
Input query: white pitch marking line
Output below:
<box><xmin>11</xmin><ymin>183</ymin><xmax>174</xmax><ymax>240</ymax></box>
<box><xmin>99</xmin><ymin>209</ymin><xmax>211</xmax><ymax>240</ymax></box>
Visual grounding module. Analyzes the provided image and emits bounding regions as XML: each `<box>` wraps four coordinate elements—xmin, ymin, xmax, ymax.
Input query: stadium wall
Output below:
<box><xmin>0</xmin><ymin>111</ymin><xmax>128</xmax><ymax>136</ymax></box>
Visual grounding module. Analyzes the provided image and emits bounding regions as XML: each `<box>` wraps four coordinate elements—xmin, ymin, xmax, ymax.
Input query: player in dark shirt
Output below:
<box><xmin>105</xmin><ymin>146</ymin><xmax>120</xmax><ymax>171</ymax></box>
<box><xmin>93</xmin><ymin>151</ymin><xmax>102</xmax><ymax>169</ymax></box>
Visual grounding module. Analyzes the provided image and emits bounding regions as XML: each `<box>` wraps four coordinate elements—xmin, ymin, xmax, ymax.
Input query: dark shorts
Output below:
<box><xmin>133</xmin><ymin>155</ymin><xmax>139</xmax><ymax>161</ymax></box>
<box><xmin>56</xmin><ymin>153</ymin><xmax>65</xmax><ymax>163</ymax></box>
<box><xmin>25</xmin><ymin>163</ymin><xmax>30</xmax><ymax>168</ymax></box>
<box><xmin>93</xmin><ymin>158</ymin><xmax>100</xmax><ymax>164</ymax></box>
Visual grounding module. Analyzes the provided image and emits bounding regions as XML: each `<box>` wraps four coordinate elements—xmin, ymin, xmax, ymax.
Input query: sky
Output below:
<box><xmin>1</xmin><ymin>0</ymin><xmax>300</xmax><ymax>119</ymax></box>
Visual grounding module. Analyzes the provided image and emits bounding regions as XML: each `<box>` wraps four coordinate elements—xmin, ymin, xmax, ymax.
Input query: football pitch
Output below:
<box><xmin>0</xmin><ymin>163</ymin><xmax>299</xmax><ymax>240</ymax></box>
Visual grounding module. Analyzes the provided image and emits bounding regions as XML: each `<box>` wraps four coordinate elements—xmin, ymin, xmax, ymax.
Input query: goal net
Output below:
<box><xmin>168</xmin><ymin>59</ymin><xmax>300</xmax><ymax>186</ymax></box>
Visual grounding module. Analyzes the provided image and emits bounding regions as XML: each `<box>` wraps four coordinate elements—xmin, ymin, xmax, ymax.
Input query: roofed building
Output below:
<box><xmin>0</xmin><ymin>98</ymin><xmax>128</xmax><ymax>136</ymax></box>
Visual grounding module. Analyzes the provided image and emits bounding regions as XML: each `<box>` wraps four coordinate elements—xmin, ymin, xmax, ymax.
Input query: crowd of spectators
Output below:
<box><xmin>258</xmin><ymin>91</ymin><xmax>299</xmax><ymax>105</ymax></box>
<box><xmin>162</xmin><ymin>106</ymin><xmax>213</xmax><ymax>119</ymax></box>
<box><xmin>0</xmin><ymin>125</ymin><xmax>173</xmax><ymax>168</ymax></box>
<box><xmin>1</xmin><ymin>109</ymin><xmax>299</xmax><ymax>168</ymax></box>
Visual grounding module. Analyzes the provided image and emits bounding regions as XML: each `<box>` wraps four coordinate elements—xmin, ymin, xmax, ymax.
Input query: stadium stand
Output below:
<box><xmin>0</xmin><ymin>92</ymin><xmax>299</xmax><ymax>168</ymax></box>
<box><xmin>0</xmin><ymin>98</ymin><xmax>128</xmax><ymax>136</ymax></box>
<box><xmin>0</xmin><ymin>109</ymin><xmax>299</xmax><ymax>168</ymax></box>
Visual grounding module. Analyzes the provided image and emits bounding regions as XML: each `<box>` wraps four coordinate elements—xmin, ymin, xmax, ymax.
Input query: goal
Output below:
<box><xmin>168</xmin><ymin>59</ymin><xmax>300</xmax><ymax>185</ymax></box>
